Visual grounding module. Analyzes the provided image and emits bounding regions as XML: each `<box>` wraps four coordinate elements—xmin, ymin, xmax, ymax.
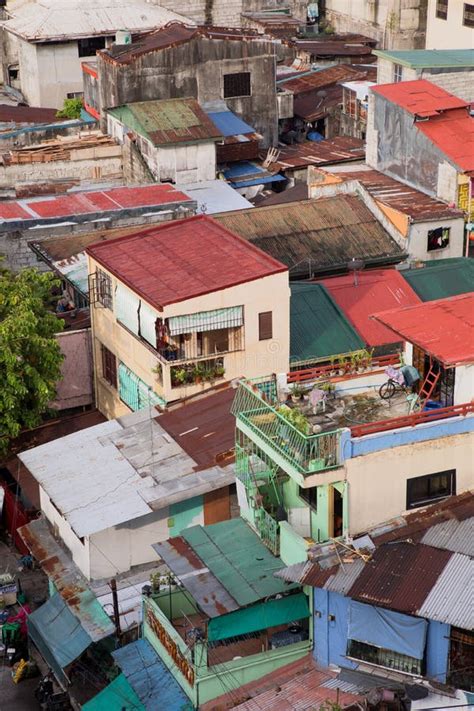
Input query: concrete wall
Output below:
<box><xmin>39</xmin><ymin>488</ymin><xmax>91</xmax><ymax>577</ymax></box>
<box><xmin>88</xmin><ymin>256</ymin><xmax>290</xmax><ymax>418</ymax></box>
<box><xmin>153</xmin><ymin>0</ymin><xmax>308</xmax><ymax>26</ymax></box>
<box><xmin>454</xmin><ymin>364</ymin><xmax>474</xmax><ymax>405</ymax></box>
<box><xmin>324</xmin><ymin>0</ymin><xmax>428</xmax><ymax>49</ymax></box>
<box><xmin>425</xmin><ymin>0</ymin><xmax>474</xmax><ymax>49</ymax></box>
<box><xmin>52</xmin><ymin>329</ymin><xmax>94</xmax><ymax>410</ymax></box>
<box><xmin>377</xmin><ymin>59</ymin><xmax>474</xmax><ymax>102</ymax></box>
<box><xmin>407</xmin><ymin>216</ymin><xmax>465</xmax><ymax>261</ymax></box>
<box><xmin>345</xmin><ymin>429</ymin><xmax>474</xmax><ymax>533</ymax></box>
<box><xmin>98</xmin><ymin>35</ymin><xmax>279</xmax><ymax>147</ymax></box>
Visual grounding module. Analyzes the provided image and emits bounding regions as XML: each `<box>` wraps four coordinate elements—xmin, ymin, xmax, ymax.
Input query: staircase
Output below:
<box><xmin>416</xmin><ymin>364</ymin><xmax>441</xmax><ymax>409</ymax></box>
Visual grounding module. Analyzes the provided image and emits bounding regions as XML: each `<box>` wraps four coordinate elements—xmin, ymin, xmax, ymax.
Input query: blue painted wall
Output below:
<box><xmin>426</xmin><ymin>620</ymin><xmax>450</xmax><ymax>683</ymax></box>
<box><xmin>168</xmin><ymin>495</ymin><xmax>203</xmax><ymax>537</ymax></box>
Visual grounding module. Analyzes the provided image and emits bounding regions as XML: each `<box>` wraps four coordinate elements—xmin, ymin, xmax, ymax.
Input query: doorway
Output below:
<box><xmin>328</xmin><ymin>485</ymin><xmax>344</xmax><ymax>538</ymax></box>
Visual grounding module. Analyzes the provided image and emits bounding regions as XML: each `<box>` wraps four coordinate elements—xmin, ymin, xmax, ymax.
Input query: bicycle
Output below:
<box><xmin>379</xmin><ymin>365</ymin><xmax>408</xmax><ymax>400</ymax></box>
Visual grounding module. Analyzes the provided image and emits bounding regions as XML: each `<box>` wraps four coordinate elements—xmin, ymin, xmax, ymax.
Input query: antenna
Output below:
<box><xmin>347</xmin><ymin>258</ymin><xmax>365</xmax><ymax>286</ymax></box>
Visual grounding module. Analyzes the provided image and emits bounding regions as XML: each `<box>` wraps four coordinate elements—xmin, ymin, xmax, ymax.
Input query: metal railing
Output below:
<box><xmin>232</xmin><ymin>382</ymin><xmax>342</xmax><ymax>475</ymax></box>
<box><xmin>288</xmin><ymin>353</ymin><xmax>400</xmax><ymax>384</ymax></box>
<box><xmin>351</xmin><ymin>401</ymin><xmax>474</xmax><ymax>438</ymax></box>
<box><xmin>256</xmin><ymin>508</ymin><xmax>279</xmax><ymax>556</ymax></box>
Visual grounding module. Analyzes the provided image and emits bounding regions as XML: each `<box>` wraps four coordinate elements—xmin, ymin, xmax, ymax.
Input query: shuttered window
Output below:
<box><xmin>118</xmin><ymin>362</ymin><xmax>165</xmax><ymax>411</ymax></box>
<box><xmin>258</xmin><ymin>311</ymin><xmax>273</xmax><ymax>341</ymax></box>
<box><xmin>101</xmin><ymin>344</ymin><xmax>117</xmax><ymax>388</ymax></box>
<box><xmin>115</xmin><ymin>283</ymin><xmax>140</xmax><ymax>335</ymax></box>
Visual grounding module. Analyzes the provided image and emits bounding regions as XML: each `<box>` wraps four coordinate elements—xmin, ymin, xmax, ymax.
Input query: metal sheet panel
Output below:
<box><xmin>402</xmin><ymin>259</ymin><xmax>474</xmax><ymax>302</ymax></box>
<box><xmin>82</xmin><ymin>674</ymin><xmax>145</xmax><ymax>711</ymax></box>
<box><xmin>418</xmin><ymin>553</ymin><xmax>474</xmax><ymax>629</ymax></box>
<box><xmin>421</xmin><ymin>518</ymin><xmax>474</xmax><ymax>556</ymax></box>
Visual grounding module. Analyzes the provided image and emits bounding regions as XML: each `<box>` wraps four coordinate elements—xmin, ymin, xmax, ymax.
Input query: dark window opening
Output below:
<box><xmin>448</xmin><ymin>627</ymin><xmax>474</xmax><ymax>692</ymax></box>
<box><xmin>438</xmin><ymin>365</ymin><xmax>455</xmax><ymax>407</ymax></box>
<box><xmin>406</xmin><ymin>470</ymin><xmax>456</xmax><ymax>510</ymax></box>
<box><xmin>78</xmin><ymin>36</ymin><xmax>109</xmax><ymax>57</ymax></box>
<box><xmin>299</xmin><ymin>485</ymin><xmax>317</xmax><ymax>510</ymax></box>
<box><xmin>96</xmin><ymin>269</ymin><xmax>112</xmax><ymax>309</ymax></box>
<box><xmin>436</xmin><ymin>0</ymin><xmax>449</xmax><ymax>19</ymax></box>
<box><xmin>427</xmin><ymin>226</ymin><xmax>450</xmax><ymax>251</ymax></box>
<box><xmin>101</xmin><ymin>344</ymin><xmax>117</xmax><ymax>388</ymax></box>
<box><xmin>223</xmin><ymin>72</ymin><xmax>251</xmax><ymax>98</ymax></box>
<box><xmin>347</xmin><ymin>639</ymin><xmax>423</xmax><ymax>675</ymax></box>
<box><xmin>463</xmin><ymin>3</ymin><xmax>474</xmax><ymax>26</ymax></box>
<box><xmin>258</xmin><ymin>311</ymin><xmax>273</xmax><ymax>341</ymax></box>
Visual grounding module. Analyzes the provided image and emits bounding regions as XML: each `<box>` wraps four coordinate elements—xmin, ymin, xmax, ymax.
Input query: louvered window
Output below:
<box><xmin>258</xmin><ymin>311</ymin><xmax>273</xmax><ymax>341</ymax></box>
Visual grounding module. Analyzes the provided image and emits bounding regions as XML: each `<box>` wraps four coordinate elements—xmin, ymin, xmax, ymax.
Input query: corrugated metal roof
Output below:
<box><xmin>271</xmin><ymin>136</ymin><xmax>365</xmax><ymax>170</ymax></box>
<box><xmin>290</xmin><ymin>282</ymin><xmax>364</xmax><ymax>361</ymax></box>
<box><xmin>206</xmin><ymin>110</ymin><xmax>255</xmax><ymax>137</ymax></box>
<box><xmin>152</xmin><ymin>536</ymin><xmax>239</xmax><ymax>618</ymax></box>
<box><xmin>87</xmin><ymin>215</ymin><xmax>287</xmax><ymax>309</ymax></box>
<box><xmin>372</xmin><ymin>80</ymin><xmax>467</xmax><ymax>116</ymax></box>
<box><xmin>82</xmin><ymin>674</ymin><xmax>145</xmax><ymax>711</ymax></box>
<box><xmin>178</xmin><ymin>180</ymin><xmax>253</xmax><ymax>214</ymax></box>
<box><xmin>320</xmin><ymin>269</ymin><xmax>422</xmax><ymax>347</ymax></box>
<box><xmin>373</xmin><ymin>49</ymin><xmax>474</xmax><ymax>69</ymax></box>
<box><xmin>108</xmin><ymin>99</ymin><xmax>222</xmax><ymax>146</ymax></box>
<box><xmin>0</xmin><ymin>105</ymin><xmax>58</xmax><ymax>124</ymax></box>
<box><xmin>182</xmin><ymin>518</ymin><xmax>294</xmax><ymax>608</ymax></box>
<box><xmin>372</xmin><ymin>293</ymin><xmax>474</xmax><ymax>366</ymax></box>
<box><xmin>323</xmin><ymin>558</ymin><xmax>366</xmax><ymax>594</ymax></box>
<box><xmin>216</xmin><ymin>196</ymin><xmax>405</xmax><ymax>278</ymax></box>
<box><xmin>1</xmin><ymin>0</ymin><xmax>190</xmax><ymax>42</ymax></box>
<box><xmin>113</xmin><ymin>639</ymin><xmax>193</xmax><ymax>710</ymax></box>
<box><xmin>19</xmin><ymin>518</ymin><xmax>115</xmax><ymax>642</ymax></box>
<box><xmin>401</xmin><ymin>259</ymin><xmax>474</xmax><ymax>301</ymax></box>
<box><xmin>421</xmin><ymin>518</ymin><xmax>474</xmax><ymax>556</ymax></box>
<box><xmin>417</xmin><ymin>553</ymin><xmax>474</xmax><ymax>629</ymax></box>
<box><xmin>277</xmin><ymin>64</ymin><xmax>365</xmax><ymax>94</ymax></box>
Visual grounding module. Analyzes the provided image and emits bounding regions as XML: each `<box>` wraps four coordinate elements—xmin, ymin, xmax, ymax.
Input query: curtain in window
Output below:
<box><xmin>115</xmin><ymin>283</ymin><xmax>140</xmax><ymax>335</ymax></box>
<box><xmin>139</xmin><ymin>300</ymin><xmax>158</xmax><ymax>347</ymax></box>
<box><xmin>168</xmin><ymin>306</ymin><xmax>243</xmax><ymax>335</ymax></box>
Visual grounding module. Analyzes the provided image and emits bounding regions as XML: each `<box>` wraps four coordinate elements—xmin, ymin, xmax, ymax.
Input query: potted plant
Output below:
<box><xmin>214</xmin><ymin>364</ymin><xmax>225</xmax><ymax>378</ymax></box>
<box><xmin>202</xmin><ymin>368</ymin><xmax>214</xmax><ymax>382</ymax></box>
<box><xmin>172</xmin><ymin>367</ymin><xmax>187</xmax><ymax>386</ymax></box>
<box><xmin>193</xmin><ymin>364</ymin><xmax>205</xmax><ymax>383</ymax></box>
<box><xmin>291</xmin><ymin>384</ymin><xmax>304</xmax><ymax>403</ymax></box>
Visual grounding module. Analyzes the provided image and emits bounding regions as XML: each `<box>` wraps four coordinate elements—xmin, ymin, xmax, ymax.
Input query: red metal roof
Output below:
<box><xmin>86</xmin><ymin>214</ymin><xmax>287</xmax><ymax>309</ymax></box>
<box><xmin>373</xmin><ymin>293</ymin><xmax>474</xmax><ymax>366</ymax></box>
<box><xmin>278</xmin><ymin>64</ymin><xmax>364</xmax><ymax>95</ymax></box>
<box><xmin>0</xmin><ymin>105</ymin><xmax>59</xmax><ymax>124</ymax></box>
<box><xmin>372</xmin><ymin>79</ymin><xmax>467</xmax><ymax>116</ymax></box>
<box><xmin>417</xmin><ymin>107</ymin><xmax>474</xmax><ymax>172</ymax></box>
<box><xmin>320</xmin><ymin>269</ymin><xmax>422</xmax><ymax>347</ymax></box>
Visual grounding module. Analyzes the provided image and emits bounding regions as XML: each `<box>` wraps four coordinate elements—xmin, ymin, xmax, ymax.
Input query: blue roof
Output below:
<box><xmin>82</xmin><ymin>674</ymin><xmax>145</xmax><ymax>711</ymax></box>
<box><xmin>207</xmin><ymin>110</ymin><xmax>255</xmax><ymax>137</ymax></box>
<box><xmin>223</xmin><ymin>161</ymin><xmax>286</xmax><ymax>188</ymax></box>
<box><xmin>112</xmin><ymin>639</ymin><xmax>192</xmax><ymax>711</ymax></box>
<box><xmin>224</xmin><ymin>161</ymin><xmax>265</xmax><ymax>178</ymax></box>
<box><xmin>28</xmin><ymin>593</ymin><xmax>92</xmax><ymax>682</ymax></box>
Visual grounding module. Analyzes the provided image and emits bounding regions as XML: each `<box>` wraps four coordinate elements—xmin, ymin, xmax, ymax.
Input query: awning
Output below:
<box><xmin>82</xmin><ymin>674</ymin><xmax>145</xmax><ymax>711</ymax></box>
<box><xmin>348</xmin><ymin>600</ymin><xmax>427</xmax><ymax>660</ymax></box>
<box><xmin>28</xmin><ymin>593</ymin><xmax>92</xmax><ymax>684</ymax></box>
<box><xmin>112</xmin><ymin>639</ymin><xmax>193</xmax><ymax>710</ymax></box>
<box><xmin>168</xmin><ymin>306</ymin><xmax>243</xmax><ymax>335</ymax></box>
<box><xmin>208</xmin><ymin>592</ymin><xmax>310</xmax><ymax>642</ymax></box>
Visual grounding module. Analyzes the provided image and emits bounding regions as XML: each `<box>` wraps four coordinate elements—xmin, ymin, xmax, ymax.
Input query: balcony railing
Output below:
<box><xmin>288</xmin><ymin>353</ymin><xmax>400</xmax><ymax>384</ymax></box>
<box><xmin>232</xmin><ymin>382</ymin><xmax>342</xmax><ymax>476</ymax></box>
<box><xmin>351</xmin><ymin>401</ymin><xmax>474</xmax><ymax>438</ymax></box>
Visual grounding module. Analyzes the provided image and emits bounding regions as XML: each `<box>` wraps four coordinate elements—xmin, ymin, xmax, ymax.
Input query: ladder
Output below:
<box><xmin>416</xmin><ymin>364</ymin><xmax>441</xmax><ymax>409</ymax></box>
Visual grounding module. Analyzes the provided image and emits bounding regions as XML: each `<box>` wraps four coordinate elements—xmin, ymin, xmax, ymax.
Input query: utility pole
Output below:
<box><xmin>110</xmin><ymin>578</ymin><xmax>122</xmax><ymax>645</ymax></box>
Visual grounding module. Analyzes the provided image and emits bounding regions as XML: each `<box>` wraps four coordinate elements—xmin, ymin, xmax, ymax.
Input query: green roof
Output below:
<box><xmin>401</xmin><ymin>258</ymin><xmax>474</xmax><ymax>301</ymax></box>
<box><xmin>182</xmin><ymin>518</ymin><xmax>292</xmax><ymax>607</ymax></box>
<box><xmin>373</xmin><ymin>49</ymin><xmax>474</xmax><ymax>69</ymax></box>
<box><xmin>290</xmin><ymin>282</ymin><xmax>364</xmax><ymax>363</ymax></box>
<box><xmin>82</xmin><ymin>674</ymin><xmax>145</xmax><ymax>711</ymax></box>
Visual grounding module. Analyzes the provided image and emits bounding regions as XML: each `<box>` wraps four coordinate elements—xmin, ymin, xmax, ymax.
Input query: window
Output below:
<box><xmin>436</xmin><ymin>0</ymin><xmax>448</xmax><ymax>19</ymax></box>
<box><xmin>463</xmin><ymin>3</ymin><xmax>474</xmax><ymax>26</ymax></box>
<box><xmin>406</xmin><ymin>470</ymin><xmax>456</xmax><ymax>509</ymax></box>
<box><xmin>427</xmin><ymin>226</ymin><xmax>450</xmax><ymax>251</ymax></box>
<box><xmin>78</xmin><ymin>36</ymin><xmax>107</xmax><ymax>57</ymax></box>
<box><xmin>299</xmin><ymin>486</ymin><xmax>317</xmax><ymax>510</ymax></box>
<box><xmin>66</xmin><ymin>91</ymin><xmax>83</xmax><ymax>99</ymax></box>
<box><xmin>347</xmin><ymin>639</ymin><xmax>422</xmax><ymax>675</ymax></box>
<box><xmin>101</xmin><ymin>344</ymin><xmax>117</xmax><ymax>388</ymax></box>
<box><xmin>258</xmin><ymin>311</ymin><xmax>273</xmax><ymax>341</ymax></box>
<box><xmin>223</xmin><ymin>72</ymin><xmax>251</xmax><ymax>98</ymax></box>
<box><xmin>393</xmin><ymin>63</ymin><xmax>403</xmax><ymax>83</ymax></box>
<box><xmin>96</xmin><ymin>269</ymin><xmax>112</xmax><ymax>309</ymax></box>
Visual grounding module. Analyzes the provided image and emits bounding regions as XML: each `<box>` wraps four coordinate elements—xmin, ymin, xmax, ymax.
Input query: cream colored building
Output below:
<box><xmin>87</xmin><ymin>214</ymin><xmax>290</xmax><ymax>419</ymax></box>
<box><xmin>425</xmin><ymin>0</ymin><xmax>474</xmax><ymax>49</ymax></box>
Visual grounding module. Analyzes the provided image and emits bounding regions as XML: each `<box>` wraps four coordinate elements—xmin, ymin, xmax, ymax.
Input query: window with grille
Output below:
<box><xmin>96</xmin><ymin>269</ymin><xmax>112</xmax><ymax>309</ymax></box>
<box><xmin>393</xmin><ymin>64</ymin><xmax>403</xmax><ymax>83</ymax></box>
<box><xmin>78</xmin><ymin>36</ymin><xmax>111</xmax><ymax>57</ymax></box>
<box><xmin>223</xmin><ymin>72</ymin><xmax>251</xmax><ymax>98</ymax></box>
<box><xmin>427</xmin><ymin>226</ymin><xmax>450</xmax><ymax>251</ymax></box>
<box><xmin>463</xmin><ymin>3</ymin><xmax>474</xmax><ymax>26</ymax></box>
<box><xmin>406</xmin><ymin>470</ymin><xmax>455</xmax><ymax>509</ymax></box>
<box><xmin>347</xmin><ymin>639</ymin><xmax>423</xmax><ymax>675</ymax></box>
<box><xmin>258</xmin><ymin>312</ymin><xmax>273</xmax><ymax>341</ymax></box>
<box><xmin>101</xmin><ymin>344</ymin><xmax>117</xmax><ymax>388</ymax></box>
<box><xmin>435</xmin><ymin>0</ymin><xmax>448</xmax><ymax>19</ymax></box>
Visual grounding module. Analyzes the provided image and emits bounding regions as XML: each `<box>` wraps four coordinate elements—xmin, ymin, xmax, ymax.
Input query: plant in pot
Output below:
<box><xmin>214</xmin><ymin>364</ymin><xmax>225</xmax><ymax>379</ymax></box>
<box><xmin>193</xmin><ymin>364</ymin><xmax>205</xmax><ymax>383</ymax></box>
<box><xmin>202</xmin><ymin>368</ymin><xmax>214</xmax><ymax>382</ymax></box>
<box><xmin>337</xmin><ymin>355</ymin><xmax>346</xmax><ymax>375</ymax></box>
<box><xmin>360</xmin><ymin>348</ymin><xmax>374</xmax><ymax>371</ymax></box>
<box><xmin>291</xmin><ymin>384</ymin><xmax>304</xmax><ymax>403</ymax></box>
<box><xmin>172</xmin><ymin>367</ymin><xmax>187</xmax><ymax>386</ymax></box>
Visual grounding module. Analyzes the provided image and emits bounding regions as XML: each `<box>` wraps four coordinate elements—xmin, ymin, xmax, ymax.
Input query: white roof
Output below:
<box><xmin>340</xmin><ymin>80</ymin><xmax>376</xmax><ymax>101</ymax></box>
<box><xmin>177</xmin><ymin>180</ymin><xmax>254</xmax><ymax>215</ymax></box>
<box><xmin>2</xmin><ymin>0</ymin><xmax>192</xmax><ymax>42</ymax></box>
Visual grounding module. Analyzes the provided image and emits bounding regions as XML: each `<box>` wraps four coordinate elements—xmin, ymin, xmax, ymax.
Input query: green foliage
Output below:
<box><xmin>56</xmin><ymin>97</ymin><xmax>83</xmax><ymax>120</ymax></box>
<box><xmin>0</xmin><ymin>266</ymin><xmax>64</xmax><ymax>454</ymax></box>
<box><xmin>276</xmin><ymin>404</ymin><xmax>309</xmax><ymax>435</ymax></box>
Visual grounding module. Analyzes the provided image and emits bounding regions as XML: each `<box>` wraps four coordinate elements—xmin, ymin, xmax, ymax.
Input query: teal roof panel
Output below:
<box><xmin>373</xmin><ymin>49</ymin><xmax>474</xmax><ymax>68</ymax></box>
<box><xmin>290</xmin><ymin>282</ymin><xmax>364</xmax><ymax>363</ymax></box>
<box><xmin>82</xmin><ymin>674</ymin><xmax>145</xmax><ymax>711</ymax></box>
<box><xmin>401</xmin><ymin>258</ymin><xmax>474</xmax><ymax>301</ymax></box>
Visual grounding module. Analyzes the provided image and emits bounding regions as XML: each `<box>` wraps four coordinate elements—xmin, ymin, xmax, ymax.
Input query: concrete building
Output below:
<box><xmin>154</xmin><ymin>0</ymin><xmax>309</xmax><ymax>27</ymax></box>
<box><xmin>86</xmin><ymin>214</ymin><xmax>290</xmax><ymax>417</ymax></box>
<box><xmin>0</xmin><ymin>0</ymin><xmax>190</xmax><ymax>107</ymax></box>
<box><xmin>425</xmin><ymin>0</ymin><xmax>474</xmax><ymax>49</ymax></box>
<box><xmin>339</xmin><ymin>79</ymin><xmax>375</xmax><ymax>139</ymax></box>
<box><xmin>366</xmin><ymin>80</ymin><xmax>474</xmax><ymax>219</ymax></box>
<box><xmin>373</xmin><ymin>48</ymin><xmax>474</xmax><ymax>102</ymax></box>
<box><xmin>92</xmin><ymin>23</ymin><xmax>280</xmax><ymax>148</ymax></box>
<box><xmin>322</xmin><ymin>0</ymin><xmax>428</xmax><ymax>49</ymax></box>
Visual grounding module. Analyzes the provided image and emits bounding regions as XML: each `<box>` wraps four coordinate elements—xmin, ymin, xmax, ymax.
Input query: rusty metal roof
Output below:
<box><xmin>270</xmin><ymin>137</ymin><xmax>365</xmax><ymax>171</ymax></box>
<box><xmin>278</xmin><ymin>64</ymin><xmax>365</xmax><ymax>95</ymax></box>
<box><xmin>0</xmin><ymin>105</ymin><xmax>59</xmax><ymax>124</ymax></box>
<box><xmin>108</xmin><ymin>99</ymin><xmax>222</xmax><ymax>146</ymax></box>
<box><xmin>19</xmin><ymin>517</ymin><xmax>115</xmax><ymax>642</ymax></box>
<box><xmin>215</xmin><ymin>195</ymin><xmax>405</xmax><ymax>277</ymax></box>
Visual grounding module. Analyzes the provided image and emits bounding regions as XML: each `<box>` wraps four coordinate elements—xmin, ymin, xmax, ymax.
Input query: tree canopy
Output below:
<box><xmin>0</xmin><ymin>266</ymin><xmax>64</xmax><ymax>454</ymax></box>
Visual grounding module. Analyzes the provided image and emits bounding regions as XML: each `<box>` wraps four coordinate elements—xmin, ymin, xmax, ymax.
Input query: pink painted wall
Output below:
<box><xmin>52</xmin><ymin>329</ymin><xmax>93</xmax><ymax>409</ymax></box>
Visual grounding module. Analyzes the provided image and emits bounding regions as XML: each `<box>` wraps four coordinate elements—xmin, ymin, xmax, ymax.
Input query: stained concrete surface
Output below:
<box><xmin>0</xmin><ymin>664</ymin><xmax>41</xmax><ymax>711</ymax></box>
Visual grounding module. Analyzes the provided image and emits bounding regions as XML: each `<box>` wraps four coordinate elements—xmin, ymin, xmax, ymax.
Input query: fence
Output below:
<box><xmin>288</xmin><ymin>353</ymin><xmax>400</xmax><ymax>385</ymax></box>
<box><xmin>351</xmin><ymin>402</ymin><xmax>474</xmax><ymax>438</ymax></box>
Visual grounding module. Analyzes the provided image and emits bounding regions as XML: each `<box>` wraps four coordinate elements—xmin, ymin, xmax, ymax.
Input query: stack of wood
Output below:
<box><xmin>4</xmin><ymin>132</ymin><xmax>117</xmax><ymax>164</ymax></box>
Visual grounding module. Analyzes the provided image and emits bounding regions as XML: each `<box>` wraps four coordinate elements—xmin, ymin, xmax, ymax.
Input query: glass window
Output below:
<box><xmin>347</xmin><ymin>639</ymin><xmax>423</xmax><ymax>675</ymax></box>
<box><xmin>406</xmin><ymin>470</ymin><xmax>455</xmax><ymax>509</ymax></box>
<box><xmin>436</xmin><ymin>0</ymin><xmax>448</xmax><ymax>19</ymax></box>
<box><xmin>96</xmin><ymin>269</ymin><xmax>112</xmax><ymax>309</ymax></box>
<box><xmin>258</xmin><ymin>311</ymin><xmax>273</xmax><ymax>341</ymax></box>
<box><xmin>463</xmin><ymin>3</ymin><xmax>474</xmax><ymax>26</ymax></box>
<box><xmin>100</xmin><ymin>344</ymin><xmax>117</xmax><ymax>388</ymax></box>
<box><xmin>393</xmin><ymin>64</ymin><xmax>403</xmax><ymax>83</ymax></box>
<box><xmin>223</xmin><ymin>72</ymin><xmax>251</xmax><ymax>98</ymax></box>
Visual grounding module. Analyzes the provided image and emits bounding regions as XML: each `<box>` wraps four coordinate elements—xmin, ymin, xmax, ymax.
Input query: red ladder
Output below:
<box><xmin>417</xmin><ymin>364</ymin><xmax>441</xmax><ymax>408</ymax></box>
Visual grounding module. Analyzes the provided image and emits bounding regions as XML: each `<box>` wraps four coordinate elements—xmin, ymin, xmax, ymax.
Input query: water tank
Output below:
<box><xmin>115</xmin><ymin>30</ymin><xmax>132</xmax><ymax>45</ymax></box>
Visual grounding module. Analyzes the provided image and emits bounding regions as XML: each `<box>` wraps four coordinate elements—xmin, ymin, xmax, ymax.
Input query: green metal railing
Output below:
<box><xmin>232</xmin><ymin>382</ymin><xmax>342</xmax><ymax>475</ymax></box>
<box><xmin>255</xmin><ymin>508</ymin><xmax>279</xmax><ymax>556</ymax></box>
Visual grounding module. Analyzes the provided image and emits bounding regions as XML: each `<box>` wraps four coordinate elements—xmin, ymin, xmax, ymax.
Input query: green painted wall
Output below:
<box><xmin>168</xmin><ymin>495</ymin><xmax>203</xmax><ymax>537</ymax></box>
<box><xmin>279</xmin><ymin>521</ymin><xmax>308</xmax><ymax>565</ymax></box>
<box><xmin>152</xmin><ymin>589</ymin><xmax>198</xmax><ymax>621</ymax></box>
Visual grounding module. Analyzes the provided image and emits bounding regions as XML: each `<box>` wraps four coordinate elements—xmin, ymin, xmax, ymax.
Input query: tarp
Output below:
<box><xmin>168</xmin><ymin>306</ymin><xmax>243</xmax><ymax>335</ymax></box>
<box><xmin>208</xmin><ymin>592</ymin><xmax>310</xmax><ymax>642</ymax></box>
<box><xmin>82</xmin><ymin>674</ymin><xmax>145</xmax><ymax>710</ymax></box>
<box><xmin>348</xmin><ymin>600</ymin><xmax>427</xmax><ymax>660</ymax></box>
<box><xmin>28</xmin><ymin>593</ymin><xmax>91</xmax><ymax>684</ymax></box>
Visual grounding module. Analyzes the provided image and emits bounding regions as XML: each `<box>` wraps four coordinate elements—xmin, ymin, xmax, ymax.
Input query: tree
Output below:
<box><xmin>0</xmin><ymin>266</ymin><xmax>64</xmax><ymax>454</ymax></box>
<box><xmin>56</xmin><ymin>97</ymin><xmax>83</xmax><ymax>120</ymax></box>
